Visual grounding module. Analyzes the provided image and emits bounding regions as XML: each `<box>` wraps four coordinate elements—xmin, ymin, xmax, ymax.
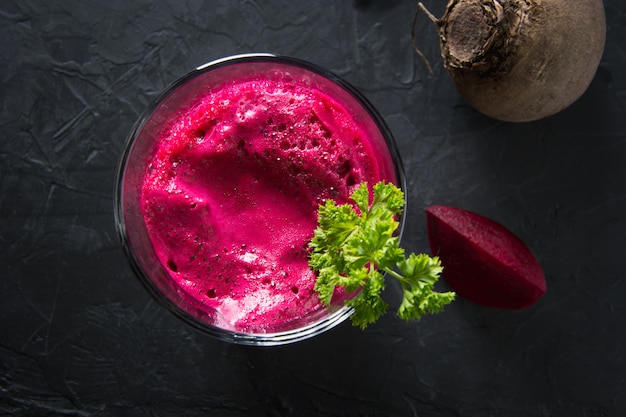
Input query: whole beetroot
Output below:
<box><xmin>415</xmin><ymin>0</ymin><xmax>606</xmax><ymax>122</ymax></box>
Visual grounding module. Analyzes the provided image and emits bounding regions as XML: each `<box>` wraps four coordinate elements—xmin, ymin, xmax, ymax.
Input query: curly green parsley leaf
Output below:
<box><xmin>308</xmin><ymin>182</ymin><xmax>455</xmax><ymax>329</ymax></box>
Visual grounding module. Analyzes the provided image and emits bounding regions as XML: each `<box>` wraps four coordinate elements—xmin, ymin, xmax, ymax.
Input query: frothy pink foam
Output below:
<box><xmin>141</xmin><ymin>73</ymin><xmax>395</xmax><ymax>332</ymax></box>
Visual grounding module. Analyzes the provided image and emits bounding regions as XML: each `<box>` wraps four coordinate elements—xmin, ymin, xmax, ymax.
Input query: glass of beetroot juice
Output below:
<box><xmin>115</xmin><ymin>53</ymin><xmax>405</xmax><ymax>345</ymax></box>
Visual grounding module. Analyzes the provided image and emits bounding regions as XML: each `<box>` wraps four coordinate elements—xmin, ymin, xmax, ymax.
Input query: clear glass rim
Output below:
<box><xmin>114</xmin><ymin>53</ymin><xmax>407</xmax><ymax>346</ymax></box>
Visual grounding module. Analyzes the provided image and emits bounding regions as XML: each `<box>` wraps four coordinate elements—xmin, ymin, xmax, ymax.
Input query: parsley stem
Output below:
<box><xmin>383</xmin><ymin>267</ymin><xmax>404</xmax><ymax>283</ymax></box>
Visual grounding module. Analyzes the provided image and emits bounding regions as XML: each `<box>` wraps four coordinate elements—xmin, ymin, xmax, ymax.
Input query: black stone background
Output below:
<box><xmin>2</xmin><ymin>1</ymin><xmax>625</xmax><ymax>416</ymax></box>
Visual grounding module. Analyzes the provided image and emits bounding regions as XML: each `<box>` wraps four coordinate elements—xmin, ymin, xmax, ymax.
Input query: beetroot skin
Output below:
<box><xmin>426</xmin><ymin>205</ymin><xmax>546</xmax><ymax>309</ymax></box>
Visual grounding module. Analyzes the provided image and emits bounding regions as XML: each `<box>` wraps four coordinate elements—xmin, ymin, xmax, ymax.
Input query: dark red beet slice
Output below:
<box><xmin>426</xmin><ymin>205</ymin><xmax>545</xmax><ymax>309</ymax></box>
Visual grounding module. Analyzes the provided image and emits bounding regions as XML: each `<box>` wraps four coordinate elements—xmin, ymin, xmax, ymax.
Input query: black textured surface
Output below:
<box><xmin>2</xmin><ymin>1</ymin><xmax>625</xmax><ymax>416</ymax></box>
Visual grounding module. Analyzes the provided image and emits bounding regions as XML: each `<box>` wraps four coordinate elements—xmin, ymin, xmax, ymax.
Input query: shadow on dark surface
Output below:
<box><xmin>353</xmin><ymin>0</ymin><xmax>399</xmax><ymax>12</ymax></box>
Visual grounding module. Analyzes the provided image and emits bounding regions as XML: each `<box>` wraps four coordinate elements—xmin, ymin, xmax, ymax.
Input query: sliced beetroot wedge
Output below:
<box><xmin>426</xmin><ymin>205</ymin><xmax>546</xmax><ymax>309</ymax></box>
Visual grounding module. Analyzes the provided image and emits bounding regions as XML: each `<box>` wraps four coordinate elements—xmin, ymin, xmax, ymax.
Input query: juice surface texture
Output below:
<box><xmin>141</xmin><ymin>66</ymin><xmax>397</xmax><ymax>333</ymax></box>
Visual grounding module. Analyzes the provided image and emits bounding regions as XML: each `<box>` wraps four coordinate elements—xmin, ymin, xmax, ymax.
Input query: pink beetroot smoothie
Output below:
<box><xmin>140</xmin><ymin>69</ymin><xmax>397</xmax><ymax>333</ymax></box>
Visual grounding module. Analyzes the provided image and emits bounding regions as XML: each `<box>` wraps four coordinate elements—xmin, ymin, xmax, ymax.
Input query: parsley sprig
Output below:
<box><xmin>308</xmin><ymin>182</ymin><xmax>455</xmax><ymax>329</ymax></box>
